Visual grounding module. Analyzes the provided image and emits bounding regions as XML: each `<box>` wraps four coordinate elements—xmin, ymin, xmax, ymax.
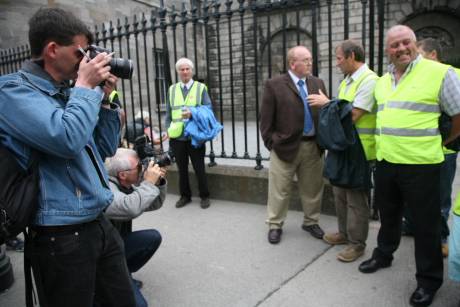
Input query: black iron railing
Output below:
<box><xmin>0</xmin><ymin>0</ymin><xmax>387</xmax><ymax>169</ymax></box>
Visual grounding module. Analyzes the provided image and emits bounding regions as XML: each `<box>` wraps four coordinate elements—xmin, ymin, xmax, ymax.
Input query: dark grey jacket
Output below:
<box><xmin>318</xmin><ymin>99</ymin><xmax>371</xmax><ymax>190</ymax></box>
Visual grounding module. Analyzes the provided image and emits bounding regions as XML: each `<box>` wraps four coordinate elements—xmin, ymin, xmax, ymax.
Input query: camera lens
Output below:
<box><xmin>110</xmin><ymin>58</ymin><xmax>133</xmax><ymax>79</ymax></box>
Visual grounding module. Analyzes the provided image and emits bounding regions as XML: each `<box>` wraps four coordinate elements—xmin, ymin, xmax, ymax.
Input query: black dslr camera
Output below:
<box><xmin>88</xmin><ymin>45</ymin><xmax>133</xmax><ymax>79</ymax></box>
<box><xmin>133</xmin><ymin>135</ymin><xmax>172</xmax><ymax>168</ymax></box>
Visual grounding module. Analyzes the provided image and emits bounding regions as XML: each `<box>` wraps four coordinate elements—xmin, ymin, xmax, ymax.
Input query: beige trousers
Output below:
<box><xmin>267</xmin><ymin>141</ymin><xmax>324</xmax><ymax>229</ymax></box>
<box><xmin>332</xmin><ymin>186</ymin><xmax>370</xmax><ymax>248</ymax></box>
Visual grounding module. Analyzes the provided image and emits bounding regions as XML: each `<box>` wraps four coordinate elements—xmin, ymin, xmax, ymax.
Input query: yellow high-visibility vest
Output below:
<box><xmin>374</xmin><ymin>58</ymin><xmax>449</xmax><ymax>164</ymax></box>
<box><xmin>454</xmin><ymin>189</ymin><xmax>460</xmax><ymax>215</ymax></box>
<box><xmin>338</xmin><ymin>67</ymin><xmax>378</xmax><ymax>160</ymax></box>
<box><xmin>167</xmin><ymin>81</ymin><xmax>206</xmax><ymax>138</ymax></box>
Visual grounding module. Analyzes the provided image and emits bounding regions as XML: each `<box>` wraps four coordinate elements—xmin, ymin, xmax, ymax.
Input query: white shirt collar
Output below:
<box><xmin>345</xmin><ymin>63</ymin><xmax>369</xmax><ymax>84</ymax></box>
<box><xmin>181</xmin><ymin>79</ymin><xmax>194</xmax><ymax>90</ymax></box>
<box><xmin>288</xmin><ymin>70</ymin><xmax>306</xmax><ymax>87</ymax></box>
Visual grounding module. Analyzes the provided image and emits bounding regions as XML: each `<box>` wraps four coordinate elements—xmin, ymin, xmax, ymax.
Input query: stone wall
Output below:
<box><xmin>2</xmin><ymin>0</ymin><xmax>460</xmax><ymax>123</ymax></box>
<box><xmin>0</xmin><ymin>0</ymin><xmax>165</xmax><ymax>48</ymax></box>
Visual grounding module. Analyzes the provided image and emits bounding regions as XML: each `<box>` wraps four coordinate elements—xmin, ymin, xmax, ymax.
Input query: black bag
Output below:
<box><xmin>0</xmin><ymin>146</ymin><xmax>39</xmax><ymax>244</ymax></box>
<box><xmin>439</xmin><ymin>112</ymin><xmax>460</xmax><ymax>152</ymax></box>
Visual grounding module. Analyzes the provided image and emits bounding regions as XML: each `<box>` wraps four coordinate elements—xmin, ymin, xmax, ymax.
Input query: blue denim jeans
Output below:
<box><xmin>124</xmin><ymin>229</ymin><xmax>162</xmax><ymax>307</ymax></box>
<box><xmin>440</xmin><ymin>153</ymin><xmax>457</xmax><ymax>242</ymax></box>
<box><xmin>124</xmin><ymin>229</ymin><xmax>162</xmax><ymax>273</ymax></box>
<box><xmin>131</xmin><ymin>276</ymin><xmax>148</xmax><ymax>307</ymax></box>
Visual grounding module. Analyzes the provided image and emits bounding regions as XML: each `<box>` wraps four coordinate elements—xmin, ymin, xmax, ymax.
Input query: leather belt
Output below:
<box><xmin>301</xmin><ymin>135</ymin><xmax>315</xmax><ymax>142</ymax></box>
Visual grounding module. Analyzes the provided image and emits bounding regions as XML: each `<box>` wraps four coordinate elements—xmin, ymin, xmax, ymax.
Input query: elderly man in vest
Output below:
<box><xmin>358</xmin><ymin>25</ymin><xmax>460</xmax><ymax>307</ymax></box>
<box><xmin>308</xmin><ymin>39</ymin><xmax>378</xmax><ymax>263</ymax></box>
<box><xmin>165</xmin><ymin>58</ymin><xmax>212</xmax><ymax>209</ymax></box>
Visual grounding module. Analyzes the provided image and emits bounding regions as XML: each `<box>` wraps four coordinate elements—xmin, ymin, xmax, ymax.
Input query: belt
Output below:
<box><xmin>31</xmin><ymin>216</ymin><xmax>101</xmax><ymax>235</ymax></box>
<box><xmin>301</xmin><ymin>135</ymin><xmax>315</xmax><ymax>142</ymax></box>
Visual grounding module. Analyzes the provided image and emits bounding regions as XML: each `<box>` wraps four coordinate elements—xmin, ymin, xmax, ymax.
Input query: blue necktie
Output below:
<box><xmin>297</xmin><ymin>79</ymin><xmax>313</xmax><ymax>135</ymax></box>
<box><xmin>182</xmin><ymin>85</ymin><xmax>189</xmax><ymax>98</ymax></box>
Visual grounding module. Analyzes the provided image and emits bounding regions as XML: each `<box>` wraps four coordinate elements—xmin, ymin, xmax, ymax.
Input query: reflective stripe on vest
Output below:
<box><xmin>374</xmin><ymin>58</ymin><xmax>449</xmax><ymax>164</ymax></box>
<box><xmin>167</xmin><ymin>81</ymin><xmax>205</xmax><ymax>138</ymax></box>
<box><xmin>338</xmin><ymin>67</ymin><xmax>378</xmax><ymax>160</ymax></box>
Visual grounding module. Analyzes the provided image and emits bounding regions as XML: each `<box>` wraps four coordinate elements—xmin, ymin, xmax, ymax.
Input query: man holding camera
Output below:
<box><xmin>0</xmin><ymin>8</ymin><xmax>135</xmax><ymax>307</ymax></box>
<box><xmin>105</xmin><ymin>148</ymin><xmax>167</xmax><ymax>307</ymax></box>
<box><xmin>165</xmin><ymin>58</ymin><xmax>212</xmax><ymax>209</ymax></box>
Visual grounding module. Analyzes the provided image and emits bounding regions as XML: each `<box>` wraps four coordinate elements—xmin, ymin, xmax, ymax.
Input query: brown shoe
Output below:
<box><xmin>337</xmin><ymin>245</ymin><xmax>364</xmax><ymax>262</ymax></box>
<box><xmin>268</xmin><ymin>229</ymin><xmax>282</xmax><ymax>244</ymax></box>
<box><xmin>323</xmin><ymin>232</ymin><xmax>347</xmax><ymax>245</ymax></box>
<box><xmin>442</xmin><ymin>243</ymin><xmax>448</xmax><ymax>258</ymax></box>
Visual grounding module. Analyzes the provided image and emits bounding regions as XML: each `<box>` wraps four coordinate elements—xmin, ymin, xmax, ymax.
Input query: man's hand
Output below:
<box><xmin>100</xmin><ymin>74</ymin><xmax>119</xmax><ymax>109</ymax></box>
<box><xmin>181</xmin><ymin>107</ymin><xmax>192</xmax><ymax>119</ymax></box>
<box><xmin>75</xmin><ymin>52</ymin><xmax>112</xmax><ymax>89</ymax></box>
<box><xmin>308</xmin><ymin>89</ymin><xmax>330</xmax><ymax>108</ymax></box>
<box><xmin>143</xmin><ymin>162</ymin><xmax>167</xmax><ymax>185</ymax></box>
<box><xmin>103</xmin><ymin>74</ymin><xmax>118</xmax><ymax>98</ymax></box>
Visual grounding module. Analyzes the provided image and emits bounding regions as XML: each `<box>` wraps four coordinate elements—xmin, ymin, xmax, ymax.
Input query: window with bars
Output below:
<box><xmin>153</xmin><ymin>48</ymin><xmax>168</xmax><ymax>109</ymax></box>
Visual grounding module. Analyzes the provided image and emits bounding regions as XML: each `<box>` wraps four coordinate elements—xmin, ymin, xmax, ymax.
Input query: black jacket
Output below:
<box><xmin>317</xmin><ymin>99</ymin><xmax>371</xmax><ymax>190</ymax></box>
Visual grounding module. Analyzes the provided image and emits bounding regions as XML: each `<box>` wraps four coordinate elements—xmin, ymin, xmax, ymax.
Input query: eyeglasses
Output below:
<box><xmin>123</xmin><ymin>162</ymin><xmax>143</xmax><ymax>173</ymax></box>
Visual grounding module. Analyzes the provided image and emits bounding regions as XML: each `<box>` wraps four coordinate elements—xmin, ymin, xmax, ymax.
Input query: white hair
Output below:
<box><xmin>105</xmin><ymin>148</ymin><xmax>138</xmax><ymax>177</ymax></box>
<box><xmin>175</xmin><ymin>57</ymin><xmax>194</xmax><ymax>71</ymax></box>
<box><xmin>135</xmin><ymin>110</ymin><xmax>150</xmax><ymax>121</ymax></box>
<box><xmin>386</xmin><ymin>25</ymin><xmax>417</xmax><ymax>45</ymax></box>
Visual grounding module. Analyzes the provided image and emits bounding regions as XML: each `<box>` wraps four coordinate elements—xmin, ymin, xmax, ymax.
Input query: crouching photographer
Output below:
<box><xmin>105</xmin><ymin>148</ymin><xmax>167</xmax><ymax>307</ymax></box>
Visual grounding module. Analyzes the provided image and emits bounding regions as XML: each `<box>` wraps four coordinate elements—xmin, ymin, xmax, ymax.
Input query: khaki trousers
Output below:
<box><xmin>267</xmin><ymin>141</ymin><xmax>324</xmax><ymax>229</ymax></box>
<box><xmin>332</xmin><ymin>186</ymin><xmax>369</xmax><ymax>248</ymax></box>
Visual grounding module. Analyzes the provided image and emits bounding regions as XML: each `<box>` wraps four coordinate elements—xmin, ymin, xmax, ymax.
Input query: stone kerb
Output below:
<box><xmin>166</xmin><ymin>163</ymin><xmax>336</xmax><ymax>216</ymax></box>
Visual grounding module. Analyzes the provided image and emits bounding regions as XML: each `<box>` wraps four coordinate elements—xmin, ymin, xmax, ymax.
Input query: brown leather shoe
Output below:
<box><xmin>337</xmin><ymin>245</ymin><xmax>365</xmax><ymax>262</ymax></box>
<box><xmin>323</xmin><ymin>232</ymin><xmax>347</xmax><ymax>245</ymax></box>
<box><xmin>442</xmin><ymin>243</ymin><xmax>448</xmax><ymax>258</ymax></box>
<box><xmin>268</xmin><ymin>229</ymin><xmax>282</xmax><ymax>244</ymax></box>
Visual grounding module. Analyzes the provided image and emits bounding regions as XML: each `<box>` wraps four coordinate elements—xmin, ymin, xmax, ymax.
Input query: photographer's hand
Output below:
<box><xmin>101</xmin><ymin>74</ymin><xmax>119</xmax><ymax>109</ymax></box>
<box><xmin>143</xmin><ymin>162</ymin><xmax>162</xmax><ymax>185</ymax></box>
<box><xmin>75</xmin><ymin>52</ymin><xmax>112</xmax><ymax>89</ymax></box>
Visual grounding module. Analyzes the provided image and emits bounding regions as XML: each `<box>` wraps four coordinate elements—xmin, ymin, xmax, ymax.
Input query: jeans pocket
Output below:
<box><xmin>34</xmin><ymin>232</ymin><xmax>81</xmax><ymax>257</ymax></box>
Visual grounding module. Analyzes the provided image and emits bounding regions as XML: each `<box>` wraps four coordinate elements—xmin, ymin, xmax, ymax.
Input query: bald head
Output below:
<box><xmin>385</xmin><ymin>25</ymin><xmax>419</xmax><ymax>72</ymax></box>
<box><xmin>386</xmin><ymin>25</ymin><xmax>417</xmax><ymax>47</ymax></box>
<box><xmin>287</xmin><ymin>46</ymin><xmax>312</xmax><ymax>78</ymax></box>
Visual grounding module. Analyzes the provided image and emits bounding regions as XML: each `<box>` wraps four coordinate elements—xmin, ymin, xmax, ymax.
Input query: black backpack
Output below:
<box><xmin>0</xmin><ymin>146</ymin><xmax>39</xmax><ymax>244</ymax></box>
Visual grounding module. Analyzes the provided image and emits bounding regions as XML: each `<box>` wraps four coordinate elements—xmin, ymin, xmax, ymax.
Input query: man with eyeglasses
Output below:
<box><xmin>260</xmin><ymin>46</ymin><xmax>327</xmax><ymax>244</ymax></box>
<box><xmin>105</xmin><ymin>148</ymin><xmax>167</xmax><ymax>307</ymax></box>
<box><xmin>0</xmin><ymin>8</ymin><xmax>134</xmax><ymax>307</ymax></box>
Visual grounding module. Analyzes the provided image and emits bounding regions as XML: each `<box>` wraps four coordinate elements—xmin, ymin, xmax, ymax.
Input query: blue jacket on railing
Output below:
<box><xmin>183</xmin><ymin>105</ymin><xmax>223</xmax><ymax>148</ymax></box>
<box><xmin>0</xmin><ymin>61</ymin><xmax>120</xmax><ymax>226</ymax></box>
<box><xmin>317</xmin><ymin>99</ymin><xmax>371</xmax><ymax>190</ymax></box>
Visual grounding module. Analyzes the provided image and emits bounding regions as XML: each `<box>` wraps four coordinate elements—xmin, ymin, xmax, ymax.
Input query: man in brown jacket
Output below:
<box><xmin>260</xmin><ymin>45</ymin><xmax>327</xmax><ymax>244</ymax></box>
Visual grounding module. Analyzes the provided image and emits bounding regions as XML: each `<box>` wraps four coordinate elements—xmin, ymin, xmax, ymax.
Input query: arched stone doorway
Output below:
<box><xmin>403</xmin><ymin>11</ymin><xmax>460</xmax><ymax>66</ymax></box>
<box><xmin>259</xmin><ymin>28</ymin><xmax>313</xmax><ymax>81</ymax></box>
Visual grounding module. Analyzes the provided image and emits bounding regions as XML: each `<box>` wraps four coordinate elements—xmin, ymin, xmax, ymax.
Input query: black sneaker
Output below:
<box><xmin>200</xmin><ymin>198</ymin><xmax>210</xmax><ymax>209</ymax></box>
<box><xmin>175</xmin><ymin>196</ymin><xmax>191</xmax><ymax>208</ymax></box>
<box><xmin>5</xmin><ymin>237</ymin><xmax>24</xmax><ymax>252</ymax></box>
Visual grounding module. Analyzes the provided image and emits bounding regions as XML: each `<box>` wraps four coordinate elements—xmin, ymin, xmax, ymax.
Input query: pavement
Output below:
<box><xmin>1</xmin><ymin>191</ymin><xmax>460</xmax><ymax>307</ymax></box>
